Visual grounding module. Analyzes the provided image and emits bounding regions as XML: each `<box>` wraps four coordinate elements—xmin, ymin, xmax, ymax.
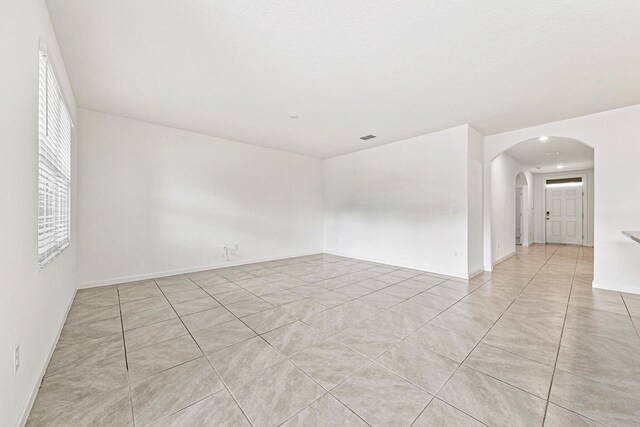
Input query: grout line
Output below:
<box><xmin>541</xmin><ymin>246</ymin><xmax>579</xmax><ymax>425</ymax></box>
<box><xmin>116</xmin><ymin>287</ymin><xmax>137</xmax><ymax>426</ymax></box>
<box><xmin>154</xmin><ymin>276</ymin><xmax>256</xmax><ymax>427</ymax></box>
<box><xmin>188</xmin><ymin>265</ymin><xmax>377</xmax><ymax>427</ymax></box>
<box><xmin>428</xmin><ymin>245</ymin><xmax>563</xmax><ymax>416</ymax></box>
<box><xmin>55</xmin><ymin>249</ymin><xmax>610</xmax><ymax>427</ymax></box>
<box><xmin>621</xmin><ymin>295</ymin><xmax>640</xmax><ymax>340</ymax></box>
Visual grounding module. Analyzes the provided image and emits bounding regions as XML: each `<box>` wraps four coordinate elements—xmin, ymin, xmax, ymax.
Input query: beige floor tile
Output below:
<box><xmin>120</xmin><ymin>295</ymin><xmax>170</xmax><ymax>315</ymax></box>
<box><xmin>192</xmin><ymin>319</ymin><xmax>256</xmax><ymax>355</ymax></box>
<box><xmin>381</xmin><ymin>284</ymin><xmax>423</xmax><ymax>299</ymax></box>
<box><xmin>155</xmin><ymin>275</ymin><xmax>192</xmax><ymax>287</ymax></box>
<box><xmin>171</xmin><ymin>296</ymin><xmax>220</xmax><ymax>316</ymax></box>
<box><xmin>242</xmin><ymin>307</ymin><xmax>298</xmax><ymax>334</ymax></box>
<box><xmin>464</xmin><ymin>343</ymin><xmax>554</xmax><ymax>398</ymax></box>
<box><xmin>550</xmin><ymin>369</ymin><xmax>640</xmax><ymax>426</ymax></box>
<box><xmin>163</xmin><ymin>288</ymin><xmax>208</xmax><ymax>304</ymax></box>
<box><xmin>124</xmin><ymin>318</ymin><xmax>188</xmax><ymax>352</ymax></box>
<box><xmin>208</xmin><ymin>336</ymin><xmax>285</xmax><ymax>384</ymax></box>
<box><xmin>281</xmin><ymin>394</ymin><xmax>367</xmax><ymax>427</ymax></box>
<box><xmin>261</xmin><ymin>290</ymin><xmax>305</xmax><ymax>306</ymax></box>
<box><xmin>376</xmin><ymin>339</ymin><xmax>459</xmax><ymax>394</ymax></box>
<box><xmin>201</xmin><ymin>282</ymin><xmax>241</xmax><ymax>295</ymax></box>
<box><xmin>57</xmin><ymin>316</ymin><xmax>122</xmax><ymax>348</ymax></box>
<box><xmin>334</xmin><ymin>322</ymin><xmax>402</xmax><ymax>359</ymax></box>
<box><xmin>127</xmin><ymin>335</ymin><xmax>202</xmax><ymax>382</ymax></box>
<box><xmin>359</xmin><ymin>291</ymin><xmax>404</xmax><ymax>309</ymax></box>
<box><xmin>224</xmin><ymin>296</ymin><xmax>273</xmax><ymax>317</ymax></box>
<box><xmin>290</xmin><ymin>339</ymin><xmax>369</xmax><ymax>389</ymax></box>
<box><xmin>30</xmin><ymin>356</ymin><xmax>128</xmax><ymax>418</ymax></box>
<box><xmin>75</xmin><ymin>286</ymin><xmax>119</xmax><ymax>306</ymax></box>
<box><xmin>429</xmin><ymin>311</ymin><xmax>492</xmax><ymax>341</ymax></box>
<box><xmin>262</xmin><ymin>321</ymin><xmax>329</xmax><ymax>356</ymax></box>
<box><xmin>46</xmin><ymin>333</ymin><xmax>124</xmax><ymax>377</ymax></box>
<box><xmin>130</xmin><ymin>357</ymin><xmax>223</xmax><ymax>426</ymax></box>
<box><xmin>331</xmin><ymin>363</ymin><xmax>432</xmax><ymax>427</ymax></box>
<box><xmin>305</xmin><ymin>300</ymin><xmax>380</xmax><ymax>335</ymax></box>
<box><xmin>26</xmin><ymin>385</ymin><xmax>133</xmax><ymax>427</ymax></box>
<box><xmin>310</xmin><ymin>291</ymin><xmax>353</xmax><ymax>308</ymax></box>
<box><xmin>65</xmin><ymin>303</ymin><xmax>121</xmax><ymax>326</ymax></box>
<box><xmin>122</xmin><ymin>305</ymin><xmax>177</xmax><ymax>331</ymax></box>
<box><xmin>228</xmin><ymin>360</ymin><xmax>325</xmax><ymax>427</ymax></box>
<box><xmin>280</xmin><ymin>298</ymin><xmax>329</xmax><ymax>320</ymax></box>
<box><xmin>181</xmin><ymin>306</ymin><xmax>236</xmax><ymax>332</ymax></box>
<box><xmin>544</xmin><ymin>403</ymin><xmax>604</xmax><ymax>427</ymax></box>
<box><xmin>364</xmin><ymin>309</ymin><xmax>423</xmax><ymax>337</ymax></box>
<box><xmin>410</xmin><ymin>292</ymin><xmax>459</xmax><ymax>310</ymax></box>
<box><xmin>390</xmin><ymin>300</ymin><xmax>442</xmax><ymax>323</ymax></box>
<box><xmin>482</xmin><ymin>313</ymin><xmax>562</xmax><ymax>366</ymax></box>
<box><xmin>119</xmin><ymin>285</ymin><xmax>163</xmax><ymax>304</ymax></box>
<box><xmin>438</xmin><ymin>366</ymin><xmax>546</xmax><ymax>427</ymax></box>
<box><xmin>152</xmin><ymin>389</ymin><xmax>249</xmax><ymax>426</ymax></box>
<box><xmin>33</xmin><ymin>249</ymin><xmax>640</xmax><ymax>426</ymax></box>
<box><xmin>556</xmin><ymin>344</ymin><xmax>640</xmax><ymax>395</ymax></box>
<box><xmin>159</xmin><ymin>282</ymin><xmax>200</xmax><ymax>294</ymax></box>
<box><xmin>413</xmin><ymin>398</ymin><xmax>485</xmax><ymax>427</ymax></box>
<box><xmin>214</xmin><ymin>289</ymin><xmax>255</xmax><ymax>305</ymax></box>
<box><xmin>334</xmin><ymin>284</ymin><xmax>373</xmax><ymax>298</ymax></box>
<box><xmin>409</xmin><ymin>324</ymin><xmax>478</xmax><ymax>363</ymax></box>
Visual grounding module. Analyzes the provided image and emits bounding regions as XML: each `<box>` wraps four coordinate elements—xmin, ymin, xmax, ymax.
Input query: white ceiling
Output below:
<box><xmin>45</xmin><ymin>0</ymin><xmax>640</xmax><ymax>159</ymax></box>
<box><xmin>506</xmin><ymin>137</ymin><xmax>594</xmax><ymax>173</ymax></box>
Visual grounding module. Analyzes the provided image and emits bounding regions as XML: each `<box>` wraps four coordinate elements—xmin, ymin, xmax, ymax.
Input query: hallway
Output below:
<box><xmin>27</xmin><ymin>245</ymin><xmax>640</xmax><ymax>426</ymax></box>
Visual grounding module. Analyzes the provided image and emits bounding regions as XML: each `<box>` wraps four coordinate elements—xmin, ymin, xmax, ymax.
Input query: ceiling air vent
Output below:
<box><xmin>360</xmin><ymin>135</ymin><xmax>376</xmax><ymax>140</ymax></box>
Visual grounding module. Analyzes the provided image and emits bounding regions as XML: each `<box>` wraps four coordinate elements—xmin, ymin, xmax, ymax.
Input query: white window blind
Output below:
<box><xmin>38</xmin><ymin>50</ymin><xmax>72</xmax><ymax>266</ymax></box>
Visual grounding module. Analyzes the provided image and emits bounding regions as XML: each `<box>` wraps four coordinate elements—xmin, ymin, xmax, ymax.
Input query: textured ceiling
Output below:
<box><xmin>45</xmin><ymin>0</ymin><xmax>640</xmax><ymax>158</ymax></box>
<box><xmin>507</xmin><ymin>137</ymin><xmax>594</xmax><ymax>173</ymax></box>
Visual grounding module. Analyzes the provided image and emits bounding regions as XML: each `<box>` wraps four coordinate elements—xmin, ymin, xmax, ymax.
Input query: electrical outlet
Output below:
<box><xmin>14</xmin><ymin>345</ymin><xmax>20</xmax><ymax>373</ymax></box>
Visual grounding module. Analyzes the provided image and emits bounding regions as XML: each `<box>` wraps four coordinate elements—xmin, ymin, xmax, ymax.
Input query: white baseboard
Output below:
<box><xmin>19</xmin><ymin>289</ymin><xmax>77</xmax><ymax>427</ymax></box>
<box><xmin>78</xmin><ymin>251</ymin><xmax>322</xmax><ymax>289</ymax></box>
<box><xmin>592</xmin><ymin>281</ymin><xmax>640</xmax><ymax>295</ymax></box>
<box><xmin>322</xmin><ymin>250</ymin><xmax>469</xmax><ymax>280</ymax></box>
<box><xmin>468</xmin><ymin>269</ymin><xmax>486</xmax><ymax>279</ymax></box>
<box><xmin>492</xmin><ymin>251</ymin><xmax>516</xmax><ymax>266</ymax></box>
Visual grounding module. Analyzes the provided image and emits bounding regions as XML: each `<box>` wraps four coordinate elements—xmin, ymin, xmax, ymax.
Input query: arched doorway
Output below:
<box><xmin>487</xmin><ymin>136</ymin><xmax>594</xmax><ymax>268</ymax></box>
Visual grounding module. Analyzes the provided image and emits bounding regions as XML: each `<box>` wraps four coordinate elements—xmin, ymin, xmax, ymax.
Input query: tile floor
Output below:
<box><xmin>26</xmin><ymin>245</ymin><xmax>640</xmax><ymax>426</ymax></box>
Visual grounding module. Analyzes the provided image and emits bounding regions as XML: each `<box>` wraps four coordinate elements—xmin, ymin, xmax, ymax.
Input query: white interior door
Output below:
<box><xmin>545</xmin><ymin>186</ymin><xmax>583</xmax><ymax>245</ymax></box>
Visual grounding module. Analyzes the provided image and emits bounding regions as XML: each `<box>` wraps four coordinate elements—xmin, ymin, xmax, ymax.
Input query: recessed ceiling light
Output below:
<box><xmin>289</xmin><ymin>113</ymin><xmax>299</xmax><ymax>119</ymax></box>
<box><xmin>360</xmin><ymin>135</ymin><xmax>376</xmax><ymax>141</ymax></box>
<box><xmin>545</xmin><ymin>151</ymin><xmax>560</xmax><ymax>156</ymax></box>
<box><xmin>539</xmin><ymin>136</ymin><xmax>549</xmax><ymax>141</ymax></box>
<box><xmin>556</xmin><ymin>164</ymin><xmax>564</xmax><ymax>169</ymax></box>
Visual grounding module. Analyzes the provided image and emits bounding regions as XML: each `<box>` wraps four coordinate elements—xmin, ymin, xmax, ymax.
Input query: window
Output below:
<box><xmin>38</xmin><ymin>50</ymin><xmax>72</xmax><ymax>266</ymax></box>
<box><xmin>546</xmin><ymin>177</ymin><xmax>583</xmax><ymax>188</ymax></box>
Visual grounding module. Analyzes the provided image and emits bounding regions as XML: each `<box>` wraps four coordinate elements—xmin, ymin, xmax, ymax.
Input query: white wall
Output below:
<box><xmin>532</xmin><ymin>169</ymin><xmax>594</xmax><ymax>246</ymax></box>
<box><xmin>467</xmin><ymin>126</ymin><xmax>484</xmax><ymax>275</ymax></box>
<box><xmin>484</xmin><ymin>104</ymin><xmax>640</xmax><ymax>294</ymax></box>
<box><xmin>77</xmin><ymin>109</ymin><xmax>324</xmax><ymax>287</ymax></box>
<box><xmin>0</xmin><ymin>1</ymin><xmax>78</xmax><ymax>425</ymax></box>
<box><xmin>490</xmin><ymin>152</ymin><xmax>533</xmax><ymax>263</ymax></box>
<box><xmin>323</xmin><ymin>125</ymin><xmax>473</xmax><ymax>278</ymax></box>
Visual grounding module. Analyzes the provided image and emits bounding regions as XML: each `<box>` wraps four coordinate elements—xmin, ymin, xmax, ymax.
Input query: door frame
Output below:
<box><xmin>543</xmin><ymin>171</ymin><xmax>587</xmax><ymax>245</ymax></box>
<box><xmin>515</xmin><ymin>187</ymin><xmax>523</xmax><ymax>245</ymax></box>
